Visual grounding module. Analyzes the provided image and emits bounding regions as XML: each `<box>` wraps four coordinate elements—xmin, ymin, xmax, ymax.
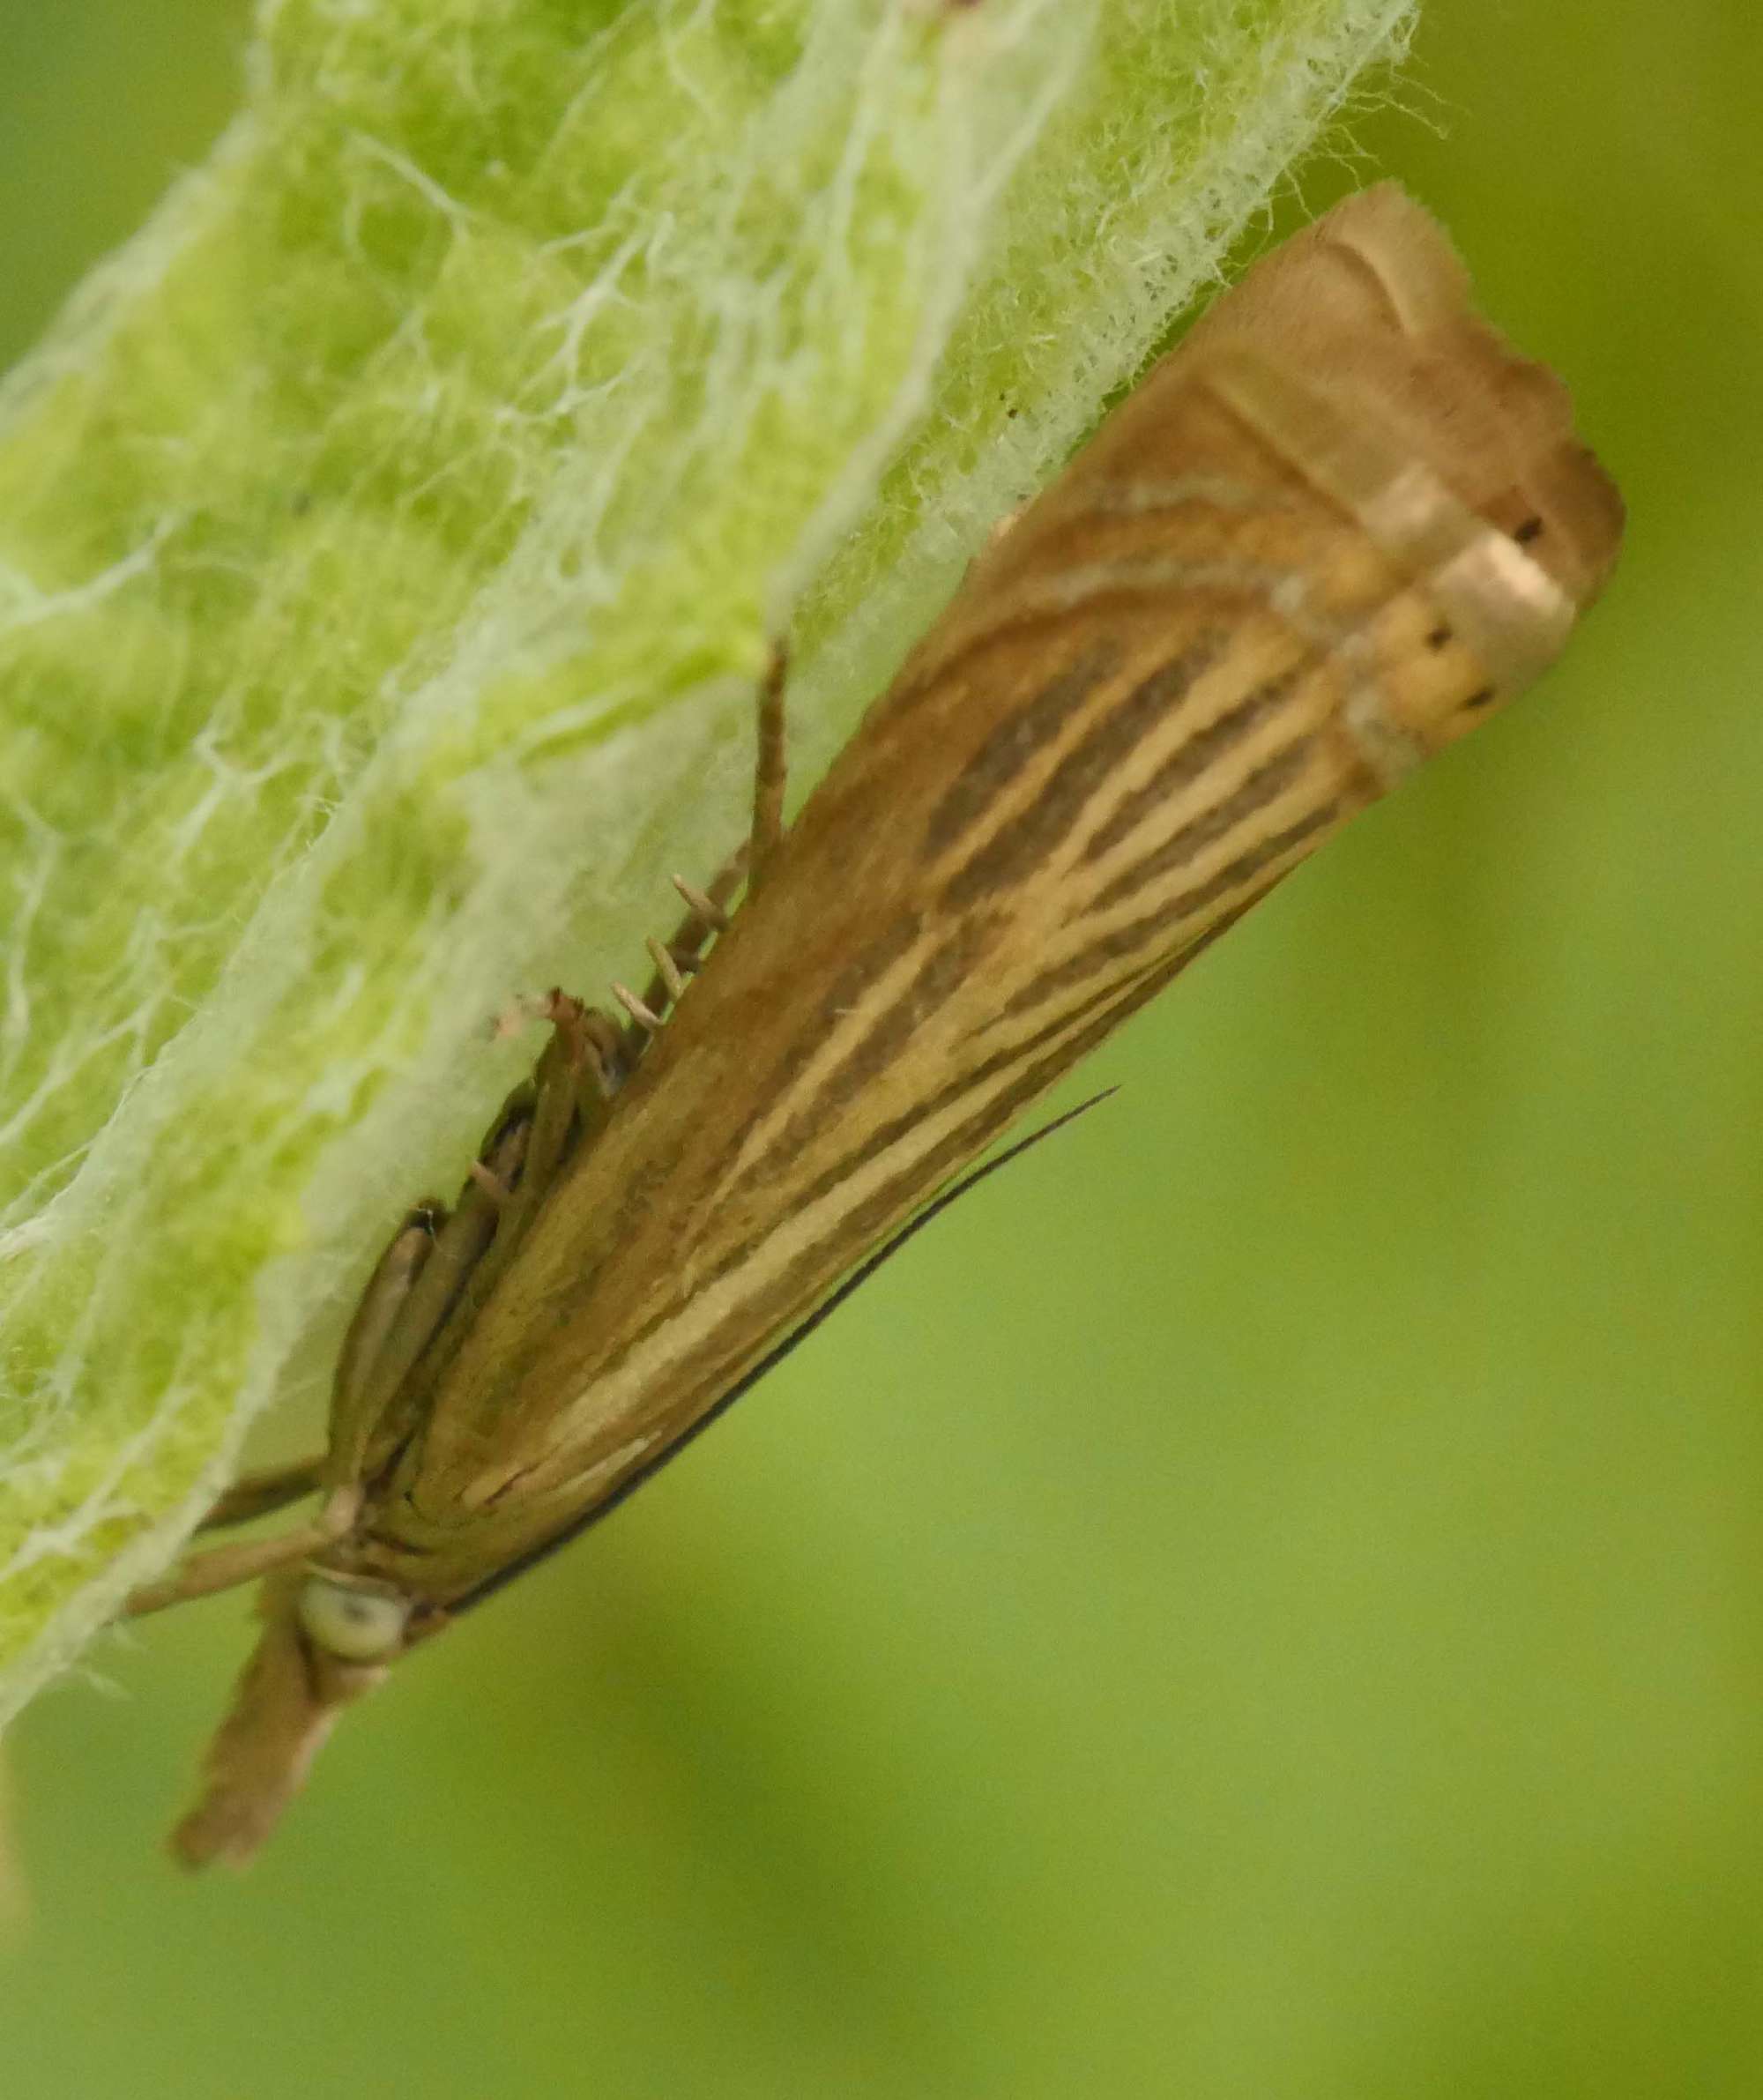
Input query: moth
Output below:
<box><xmin>129</xmin><ymin>184</ymin><xmax>1623</xmax><ymax>1865</ymax></box>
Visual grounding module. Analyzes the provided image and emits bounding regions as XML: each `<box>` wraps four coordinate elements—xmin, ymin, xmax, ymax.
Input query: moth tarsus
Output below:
<box><xmin>138</xmin><ymin>184</ymin><xmax>1623</xmax><ymax>1865</ymax></box>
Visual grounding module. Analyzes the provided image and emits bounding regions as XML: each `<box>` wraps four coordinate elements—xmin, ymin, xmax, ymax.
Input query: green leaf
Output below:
<box><xmin>0</xmin><ymin>0</ymin><xmax>1414</xmax><ymax>1717</ymax></box>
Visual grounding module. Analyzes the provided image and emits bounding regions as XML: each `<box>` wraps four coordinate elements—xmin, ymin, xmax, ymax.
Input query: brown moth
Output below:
<box><xmin>130</xmin><ymin>184</ymin><xmax>1623</xmax><ymax>1865</ymax></box>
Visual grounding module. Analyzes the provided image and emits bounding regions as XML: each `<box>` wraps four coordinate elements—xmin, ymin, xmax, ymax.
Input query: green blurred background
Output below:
<box><xmin>3</xmin><ymin>4</ymin><xmax>1759</xmax><ymax>2094</ymax></box>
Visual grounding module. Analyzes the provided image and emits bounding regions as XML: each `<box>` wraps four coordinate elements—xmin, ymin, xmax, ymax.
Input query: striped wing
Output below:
<box><xmin>368</xmin><ymin>187</ymin><xmax>1620</xmax><ymax>1597</ymax></box>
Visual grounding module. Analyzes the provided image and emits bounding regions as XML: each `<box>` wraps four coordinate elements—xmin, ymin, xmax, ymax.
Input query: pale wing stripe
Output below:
<box><xmin>706</xmin><ymin>639</ymin><xmax>1134</xmax><ymax>1194</ymax></box>
<box><xmin>1086</xmin><ymin>734</ymin><xmax>1318</xmax><ymax>915</ymax></box>
<box><xmin>884</xmin><ymin>547</ymin><xmax>1337</xmax><ymax>732</ymax></box>
<box><xmin>551</xmin><ymin>538</ymin><xmax>1350</xmax><ymax>1465</ymax></box>
<box><xmin>964</xmin><ymin>555</ymin><xmax>1355</xmax><ymax>660</ymax></box>
<box><xmin>707</xmin><ymin>914</ymin><xmax>927</xmax><ymax>1195</ymax></box>
<box><xmin>998</xmin><ymin>803</ymin><xmax>1342</xmax><ymax>1025</ymax></box>
<box><xmin>1081</xmin><ymin>661</ymin><xmax>1306</xmax><ymax>863</ymax></box>
<box><xmin>537</xmin><ymin>942</ymin><xmax>1181</xmax><ymax>1469</ymax></box>
<box><xmin>535</xmin><ymin>779</ymin><xmax>1345</xmax><ymax>1477</ymax></box>
<box><xmin>727</xmin><ymin>637</ymin><xmax>1225</xmax><ymax>1200</ymax></box>
<box><xmin>1084</xmin><ymin>475</ymin><xmax>1306</xmax><ymax>518</ymax></box>
<box><xmin>731</xmin><ymin>618</ymin><xmax>1313</xmax><ymax>1205</ymax></box>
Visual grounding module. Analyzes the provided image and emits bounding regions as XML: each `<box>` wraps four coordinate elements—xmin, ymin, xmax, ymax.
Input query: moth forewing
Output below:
<box><xmin>156</xmin><ymin>183</ymin><xmax>1622</xmax><ymax>1865</ymax></box>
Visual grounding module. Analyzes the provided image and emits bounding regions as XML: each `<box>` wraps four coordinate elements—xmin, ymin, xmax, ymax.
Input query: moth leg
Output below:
<box><xmin>611</xmin><ymin>645</ymin><xmax>786</xmax><ymax>1050</ymax></box>
<box><xmin>748</xmin><ymin>639</ymin><xmax>789</xmax><ymax>894</ymax></box>
<box><xmin>322</xmin><ymin>1207</ymin><xmax>448</xmax><ymax>1490</ymax></box>
<box><xmin>121</xmin><ymin>1486</ymin><xmax>360</xmax><ymax>1620</ymax></box>
<box><xmin>444</xmin><ymin>1000</ymin><xmax>599</xmax><ymax>1304</ymax></box>
<box><xmin>196</xmin><ymin>1456</ymin><xmax>328</xmax><ymax>1533</ymax></box>
<box><xmin>598</xmin><ymin>645</ymin><xmax>789</xmax><ymax>1076</ymax></box>
<box><xmin>328</xmin><ymin>1120</ymin><xmax>530</xmax><ymax>1474</ymax></box>
<box><xmin>506</xmin><ymin>994</ymin><xmax>591</xmax><ymax>1203</ymax></box>
<box><xmin>621</xmin><ymin>848</ymin><xmax>749</xmax><ymax>1050</ymax></box>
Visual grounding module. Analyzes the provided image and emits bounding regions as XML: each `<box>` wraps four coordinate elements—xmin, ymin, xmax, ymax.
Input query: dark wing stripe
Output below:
<box><xmin>937</xmin><ymin>635</ymin><xmax>1225</xmax><ymax>909</ymax></box>
<box><xmin>764</xmin><ymin>942</ymin><xmax>1189</xmax><ymax>1232</ymax></box>
<box><xmin>1082</xmin><ymin>662</ymin><xmax>1308</xmax><ymax>863</ymax></box>
<box><xmin>722</xmin><ymin>795</ymin><xmax>1335</xmax><ymax>1288</ymax></box>
<box><xmin>730</xmin><ymin>912</ymin><xmax>1002</xmax><ymax>1199</ymax></box>
<box><xmin>882</xmin><ymin>579</ymin><xmax>1197</xmax><ymax>729</ymax></box>
<box><xmin>682</xmin><ymin>961</ymin><xmax>1185</xmax><ymax>1375</ymax></box>
<box><xmin>728</xmin><ymin>685</ymin><xmax>1330</xmax><ymax>1236</ymax></box>
<box><xmin>1003</xmin><ymin>801</ymin><xmax>1340</xmax><ymax>1020</ymax></box>
<box><xmin>696</xmin><ymin>912</ymin><xmax>925</xmax><ymax>1195</ymax></box>
<box><xmin>630</xmin><ymin>575</ymin><xmax>1339</xmax><ymax>1405</ymax></box>
<box><xmin>733</xmin><ymin>633</ymin><xmax>1228</xmax><ymax>1197</ymax></box>
<box><xmin>1160</xmin><ymin>799</ymin><xmax>1341</xmax><ymax>920</ymax></box>
<box><xmin>922</xmin><ymin>643</ymin><xmax>1122</xmax><ymax>858</ymax></box>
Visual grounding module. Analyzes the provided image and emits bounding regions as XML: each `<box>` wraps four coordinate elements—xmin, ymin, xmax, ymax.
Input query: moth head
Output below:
<box><xmin>295</xmin><ymin>1572</ymin><xmax>413</xmax><ymax>1664</ymax></box>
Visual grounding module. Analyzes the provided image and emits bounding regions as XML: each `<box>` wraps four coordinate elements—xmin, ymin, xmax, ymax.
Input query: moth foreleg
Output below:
<box><xmin>122</xmin><ymin>1486</ymin><xmax>360</xmax><ymax>1620</ymax></box>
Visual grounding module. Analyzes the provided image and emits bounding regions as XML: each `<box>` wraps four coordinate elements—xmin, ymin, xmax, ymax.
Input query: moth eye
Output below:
<box><xmin>297</xmin><ymin>1575</ymin><xmax>411</xmax><ymax>1663</ymax></box>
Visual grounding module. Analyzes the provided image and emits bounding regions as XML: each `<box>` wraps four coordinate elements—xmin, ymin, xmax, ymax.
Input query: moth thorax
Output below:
<box><xmin>296</xmin><ymin>1573</ymin><xmax>413</xmax><ymax>1663</ymax></box>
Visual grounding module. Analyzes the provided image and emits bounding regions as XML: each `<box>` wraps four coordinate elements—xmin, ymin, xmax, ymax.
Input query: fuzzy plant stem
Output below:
<box><xmin>0</xmin><ymin>0</ymin><xmax>1414</xmax><ymax>1718</ymax></box>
